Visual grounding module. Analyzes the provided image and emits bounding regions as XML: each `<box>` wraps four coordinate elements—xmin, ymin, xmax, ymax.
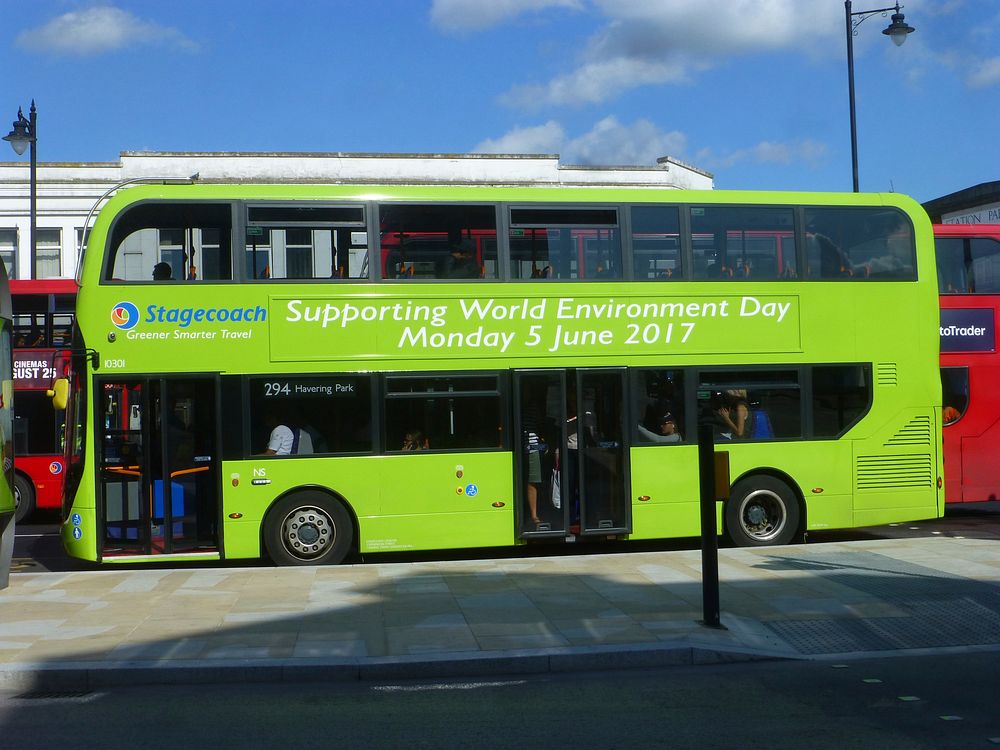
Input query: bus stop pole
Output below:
<box><xmin>698</xmin><ymin>423</ymin><xmax>722</xmax><ymax>628</ymax></box>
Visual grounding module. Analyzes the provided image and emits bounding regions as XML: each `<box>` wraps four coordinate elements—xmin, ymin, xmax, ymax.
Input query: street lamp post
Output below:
<box><xmin>845</xmin><ymin>3</ymin><xmax>914</xmax><ymax>192</ymax></box>
<box><xmin>3</xmin><ymin>101</ymin><xmax>37</xmax><ymax>279</ymax></box>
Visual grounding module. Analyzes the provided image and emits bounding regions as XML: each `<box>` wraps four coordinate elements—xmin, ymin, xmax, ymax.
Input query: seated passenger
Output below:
<box><xmin>439</xmin><ymin>239</ymin><xmax>480</xmax><ymax>279</ymax></box>
<box><xmin>261</xmin><ymin>422</ymin><xmax>313</xmax><ymax>455</ymax></box>
<box><xmin>152</xmin><ymin>261</ymin><xmax>172</xmax><ymax>281</ymax></box>
<box><xmin>401</xmin><ymin>429</ymin><xmax>429</xmax><ymax>450</ymax></box>
<box><xmin>638</xmin><ymin>413</ymin><xmax>682</xmax><ymax>443</ymax></box>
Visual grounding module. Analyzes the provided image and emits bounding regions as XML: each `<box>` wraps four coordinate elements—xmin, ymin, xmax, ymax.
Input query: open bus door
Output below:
<box><xmin>98</xmin><ymin>377</ymin><xmax>219</xmax><ymax>557</ymax></box>
<box><xmin>515</xmin><ymin>368</ymin><xmax>629</xmax><ymax>539</ymax></box>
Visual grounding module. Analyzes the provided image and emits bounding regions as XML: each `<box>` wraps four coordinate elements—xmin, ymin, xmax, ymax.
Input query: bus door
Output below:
<box><xmin>515</xmin><ymin>369</ymin><xmax>629</xmax><ymax>538</ymax></box>
<box><xmin>98</xmin><ymin>377</ymin><xmax>218</xmax><ymax>556</ymax></box>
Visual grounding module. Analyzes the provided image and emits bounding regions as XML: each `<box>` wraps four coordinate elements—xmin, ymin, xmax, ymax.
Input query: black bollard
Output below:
<box><xmin>698</xmin><ymin>422</ymin><xmax>721</xmax><ymax>628</ymax></box>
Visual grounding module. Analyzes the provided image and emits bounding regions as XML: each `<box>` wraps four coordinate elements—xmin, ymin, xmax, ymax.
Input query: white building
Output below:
<box><xmin>0</xmin><ymin>152</ymin><xmax>713</xmax><ymax>281</ymax></box>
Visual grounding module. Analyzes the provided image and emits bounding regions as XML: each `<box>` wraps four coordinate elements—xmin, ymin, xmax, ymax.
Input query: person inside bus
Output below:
<box><xmin>707</xmin><ymin>391</ymin><xmax>735</xmax><ymax>440</ymax></box>
<box><xmin>711</xmin><ymin>388</ymin><xmax>750</xmax><ymax>440</ymax></box>
<box><xmin>26</xmin><ymin>324</ymin><xmax>45</xmax><ymax>347</ymax></box>
<box><xmin>401</xmin><ymin>429</ymin><xmax>429</xmax><ymax>451</ymax></box>
<box><xmin>521</xmin><ymin>393</ymin><xmax>549</xmax><ymax>527</ymax></box>
<box><xmin>638</xmin><ymin>412</ymin><xmax>682</xmax><ymax>443</ymax></box>
<box><xmin>261</xmin><ymin>423</ymin><xmax>313</xmax><ymax>456</ymax></box>
<box><xmin>724</xmin><ymin>388</ymin><xmax>750</xmax><ymax>439</ymax></box>
<box><xmin>152</xmin><ymin>261</ymin><xmax>173</xmax><ymax>281</ymax></box>
<box><xmin>260</xmin><ymin>408</ymin><xmax>314</xmax><ymax>456</ymax></box>
<box><xmin>439</xmin><ymin>239</ymin><xmax>480</xmax><ymax>279</ymax></box>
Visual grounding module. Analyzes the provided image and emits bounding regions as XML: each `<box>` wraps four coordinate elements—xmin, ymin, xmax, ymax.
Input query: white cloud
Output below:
<box><xmin>15</xmin><ymin>6</ymin><xmax>197</xmax><ymax>56</ymax></box>
<box><xmin>486</xmin><ymin>0</ymin><xmax>842</xmax><ymax>107</ymax></box>
<box><xmin>472</xmin><ymin>121</ymin><xmax>567</xmax><ymax>154</ymax></box>
<box><xmin>563</xmin><ymin>116</ymin><xmax>687</xmax><ymax>165</ymax></box>
<box><xmin>430</xmin><ymin>0</ymin><xmax>583</xmax><ymax>31</ymax></box>
<box><xmin>967</xmin><ymin>57</ymin><xmax>1000</xmax><ymax>88</ymax></box>
<box><xmin>500</xmin><ymin>57</ymin><xmax>696</xmax><ymax>109</ymax></box>
<box><xmin>588</xmin><ymin>0</ymin><xmax>840</xmax><ymax>58</ymax></box>
<box><xmin>698</xmin><ymin>139</ymin><xmax>829</xmax><ymax>170</ymax></box>
<box><xmin>473</xmin><ymin>116</ymin><xmax>686</xmax><ymax>166</ymax></box>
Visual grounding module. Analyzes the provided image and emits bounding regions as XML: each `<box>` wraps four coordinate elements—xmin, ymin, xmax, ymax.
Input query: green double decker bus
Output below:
<box><xmin>56</xmin><ymin>184</ymin><xmax>943</xmax><ymax>565</ymax></box>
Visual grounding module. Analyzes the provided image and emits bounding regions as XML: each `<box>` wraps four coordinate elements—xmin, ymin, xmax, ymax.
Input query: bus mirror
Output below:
<box><xmin>48</xmin><ymin>378</ymin><xmax>69</xmax><ymax>410</ymax></box>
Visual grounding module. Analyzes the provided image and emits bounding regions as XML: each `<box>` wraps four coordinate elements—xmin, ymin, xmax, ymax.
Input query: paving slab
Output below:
<box><xmin>2</xmin><ymin>537</ymin><xmax>1000</xmax><ymax>690</ymax></box>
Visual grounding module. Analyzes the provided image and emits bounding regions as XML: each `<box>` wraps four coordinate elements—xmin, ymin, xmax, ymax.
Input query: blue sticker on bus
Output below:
<box><xmin>72</xmin><ymin>527</ymin><xmax>83</xmax><ymax>540</ymax></box>
<box><xmin>940</xmin><ymin>308</ymin><xmax>995</xmax><ymax>352</ymax></box>
<box><xmin>71</xmin><ymin>513</ymin><xmax>82</xmax><ymax>526</ymax></box>
<box><xmin>465</xmin><ymin>484</ymin><xmax>479</xmax><ymax>497</ymax></box>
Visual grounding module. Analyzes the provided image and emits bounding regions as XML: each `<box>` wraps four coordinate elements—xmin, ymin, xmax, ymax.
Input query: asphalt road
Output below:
<box><xmin>3</xmin><ymin>651</ymin><xmax>1000</xmax><ymax>750</ymax></box>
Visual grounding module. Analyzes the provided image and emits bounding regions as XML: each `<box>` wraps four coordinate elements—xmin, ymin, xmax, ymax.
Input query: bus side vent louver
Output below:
<box><xmin>875</xmin><ymin>363</ymin><xmax>898</xmax><ymax>386</ymax></box>
<box><xmin>856</xmin><ymin>454</ymin><xmax>933</xmax><ymax>490</ymax></box>
<box><xmin>884</xmin><ymin>416</ymin><xmax>933</xmax><ymax>447</ymax></box>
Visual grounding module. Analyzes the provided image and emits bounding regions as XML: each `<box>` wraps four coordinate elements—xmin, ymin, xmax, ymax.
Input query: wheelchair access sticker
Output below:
<box><xmin>465</xmin><ymin>484</ymin><xmax>479</xmax><ymax>497</ymax></box>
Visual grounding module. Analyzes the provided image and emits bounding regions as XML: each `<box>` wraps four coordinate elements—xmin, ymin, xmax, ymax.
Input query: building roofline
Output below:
<box><xmin>121</xmin><ymin>151</ymin><xmax>560</xmax><ymax>160</ymax></box>
<box><xmin>922</xmin><ymin>180</ymin><xmax>1000</xmax><ymax>221</ymax></box>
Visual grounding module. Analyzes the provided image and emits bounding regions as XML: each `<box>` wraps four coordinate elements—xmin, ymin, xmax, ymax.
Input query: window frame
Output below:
<box><xmin>382</xmin><ymin>371</ymin><xmax>507</xmax><ymax>453</ymax></box>
<box><xmin>244</xmin><ymin>202</ymin><xmax>369</xmax><ymax>283</ymax></box>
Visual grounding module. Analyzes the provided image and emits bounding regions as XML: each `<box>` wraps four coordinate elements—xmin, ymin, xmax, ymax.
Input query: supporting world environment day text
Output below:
<box><xmin>283</xmin><ymin>295</ymin><xmax>794</xmax><ymax>355</ymax></box>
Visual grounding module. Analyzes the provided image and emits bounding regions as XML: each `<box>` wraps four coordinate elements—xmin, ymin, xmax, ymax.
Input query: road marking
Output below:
<box><xmin>374</xmin><ymin>680</ymin><xmax>527</xmax><ymax>693</ymax></box>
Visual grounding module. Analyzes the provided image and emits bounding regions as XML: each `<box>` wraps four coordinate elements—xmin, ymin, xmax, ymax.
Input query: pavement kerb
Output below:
<box><xmin>0</xmin><ymin>641</ymin><xmax>795</xmax><ymax>693</ymax></box>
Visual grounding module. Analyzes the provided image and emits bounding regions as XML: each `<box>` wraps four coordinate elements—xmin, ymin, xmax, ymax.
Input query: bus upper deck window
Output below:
<box><xmin>509</xmin><ymin>207</ymin><xmax>621</xmax><ymax>281</ymax></box>
<box><xmin>104</xmin><ymin>203</ymin><xmax>234</xmax><ymax>283</ymax></box>
<box><xmin>690</xmin><ymin>206</ymin><xmax>794</xmax><ymax>281</ymax></box>
<box><xmin>804</xmin><ymin>207</ymin><xmax>915</xmax><ymax>281</ymax></box>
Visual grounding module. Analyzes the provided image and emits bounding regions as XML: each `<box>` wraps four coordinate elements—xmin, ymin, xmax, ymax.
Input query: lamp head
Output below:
<box><xmin>3</xmin><ymin>109</ymin><xmax>32</xmax><ymax>156</ymax></box>
<box><xmin>882</xmin><ymin>10</ymin><xmax>915</xmax><ymax>46</ymax></box>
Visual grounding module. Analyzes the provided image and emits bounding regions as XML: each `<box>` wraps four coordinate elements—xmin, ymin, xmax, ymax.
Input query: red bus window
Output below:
<box><xmin>941</xmin><ymin>366</ymin><xmax>969</xmax><ymax>425</ymax></box>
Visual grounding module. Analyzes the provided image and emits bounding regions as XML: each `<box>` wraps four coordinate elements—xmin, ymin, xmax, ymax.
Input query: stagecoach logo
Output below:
<box><xmin>49</xmin><ymin>461</ymin><xmax>63</xmax><ymax>475</ymax></box>
<box><xmin>111</xmin><ymin>301</ymin><xmax>140</xmax><ymax>331</ymax></box>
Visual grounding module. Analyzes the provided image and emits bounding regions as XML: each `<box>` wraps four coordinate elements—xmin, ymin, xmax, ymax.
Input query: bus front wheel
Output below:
<box><xmin>725</xmin><ymin>475</ymin><xmax>800</xmax><ymax>547</ymax></box>
<box><xmin>263</xmin><ymin>492</ymin><xmax>353</xmax><ymax>566</ymax></box>
<box><xmin>14</xmin><ymin>474</ymin><xmax>35</xmax><ymax>524</ymax></box>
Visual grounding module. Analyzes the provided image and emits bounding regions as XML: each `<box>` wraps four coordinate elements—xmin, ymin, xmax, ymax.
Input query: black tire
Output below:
<box><xmin>263</xmin><ymin>492</ymin><xmax>353</xmax><ymax>566</ymax></box>
<box><xmin>14</xmin><ymin>474</ymin><xmax>35</xmax><ymax>524</ymax></box>
<box><xmin>725</xmin><ymin>475</ymin><xmax>800</xmax><ymax>547</ymax></box>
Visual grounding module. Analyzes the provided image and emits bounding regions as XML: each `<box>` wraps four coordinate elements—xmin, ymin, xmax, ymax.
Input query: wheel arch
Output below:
<box><xmin>13</xmin><ymin>469</ymin><xmax>35</xmax><ymax>493</ymax></box>
<box><xmin>13</xmin><ymin>470</ymin><xmax>36</xmax><ymax>523</ymax></box>
<box><xmin>258</xmin><ymin>484</ymin><xmax>360</xmax><ymax>558</ymax></box>
<box><xmin>728</xmin><ymin>466</ymin><xmax>807</xmax><ymax>538</ymax></box>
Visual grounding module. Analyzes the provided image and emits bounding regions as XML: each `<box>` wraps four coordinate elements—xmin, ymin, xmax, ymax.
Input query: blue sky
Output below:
<box><xmin>2</xmin><ymin>1</ymin><xmax>997</xmax><ymax>203</ymax></box>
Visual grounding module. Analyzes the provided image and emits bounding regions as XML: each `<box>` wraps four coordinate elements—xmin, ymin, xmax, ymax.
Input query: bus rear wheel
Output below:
<box><xmin>264</xmin><ymin>492</ymin><xmax>353</xmax><ymax>566</ymax></box>
<box><xmin>14</xmin><ymin>474</ymin><xmax>35</xmax><ymax>524</ymax></box>
<box><xmin>725</xmin><ymin>475</ymin><xmax>800</xmax><ymax>547</ymax></box>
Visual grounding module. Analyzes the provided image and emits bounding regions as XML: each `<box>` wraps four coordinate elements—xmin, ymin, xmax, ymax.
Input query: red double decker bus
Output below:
<box><xmin>934</xmin><ymin>224</ymin><xmax>1000</xmax><ymax>503</ymax></box>
<box><xmin>10</xmin><ymin>279</ymin><xmax>76</xmax><ymax>521</ymax></box>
